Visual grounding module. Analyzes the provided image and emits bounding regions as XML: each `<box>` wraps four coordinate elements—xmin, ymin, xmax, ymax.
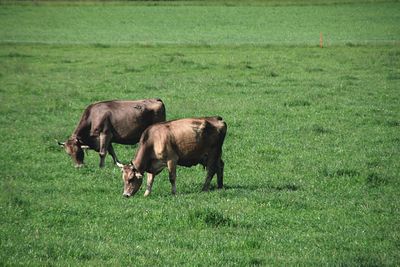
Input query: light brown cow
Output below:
<box><xmin>117</xmin><ymin>116</ymin><xmax>227</xmax><ymax>197</ymax></box>
<box><xmin>59</xmin><ymin>99</ymin><xmax>166</xmax><ymax>168</ymax></box>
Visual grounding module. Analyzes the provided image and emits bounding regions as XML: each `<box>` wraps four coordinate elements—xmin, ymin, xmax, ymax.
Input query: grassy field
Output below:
<box><xmin>1</xmin><ymin>1</ymin><xmax>399</xmax><ymax>45</ymax></box>
<box><xmin>1</xmin><ymin>0</ymin><xmax>400</xmax><ymax>266</ymax></box>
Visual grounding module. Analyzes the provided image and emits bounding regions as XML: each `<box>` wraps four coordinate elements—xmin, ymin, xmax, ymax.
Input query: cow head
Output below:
<box><xmin>58</xmin><ymin>138</ymin><xmax>89</xmax><ymax>168</ymax></box>
<box><xmin>117</xmin><ymin>162</ymin><xmax>143</xmax><ymax>197</ymax></box>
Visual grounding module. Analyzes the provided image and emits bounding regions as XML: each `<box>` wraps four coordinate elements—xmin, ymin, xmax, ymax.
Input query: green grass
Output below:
<box><xmin>1</xmin><ymin>1</ymin><xmax>399</xmax><ymax>45</ymax></box>
<box><xmin>1</xmin><ymin>1</ymin><xmax>400</xmax><ymax>266</ymax></box>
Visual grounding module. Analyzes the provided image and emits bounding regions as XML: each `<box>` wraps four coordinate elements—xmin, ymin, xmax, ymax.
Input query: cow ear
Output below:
<box><xmin>57</xmin><ymin>140</ymin><xmax>65</xmax><ymax>147</ymax></box>
<box><xmin>75</xmin><ymin>138</ymin><xmax>89</xmax><ymax>149</ymax></box>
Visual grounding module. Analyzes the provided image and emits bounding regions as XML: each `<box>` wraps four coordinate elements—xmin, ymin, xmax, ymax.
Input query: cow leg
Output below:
<box><xmin>99</xmin><ymin>132</ymin><xmax>111</xmax><ymax>168</ymax></box>
<box><xmin>202</xmin><ymin>162</ymin><xmax>217</xmax><ymax>192</ymax></box>
<box><xmin>167</xmin><ymin>160</ymin><xmax>177</xmax><ymax>195</ymax></box>
<box><xmin>216</xmin><ymin>159</ymin><xmax>224</xmax><ymax>189</ymax></box>
<box><xmin>144</xmin><ymin>173</ymin><xmax>155</xmax><ymax>197</ymax></box>
<box><xmin>107</xmin><ymin>144</ymin><xmax>119</xmax><ymax>164</ymax></box>
<box><xmin>202</xmin><ymin>172</ymin><xmax>214</xmax><ymax>191</ymax></box>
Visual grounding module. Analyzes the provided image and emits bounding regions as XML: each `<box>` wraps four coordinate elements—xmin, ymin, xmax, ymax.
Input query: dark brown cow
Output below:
<box><xmin>59</xmin><ymin>99</ymin><xmax>166</xmax><ymax>168</ymax></box>
<box><xmin>117</xmin><ymin>116</ymin><xmax>227</xmax><ymax>197</ymax></box>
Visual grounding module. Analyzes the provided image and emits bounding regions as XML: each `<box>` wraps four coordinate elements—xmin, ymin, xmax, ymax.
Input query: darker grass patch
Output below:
<box><xmin>241</xmin><ymin>61</ymin><xmax>254</xmax><ymax>70</ymax></box>
<box><xmin>335</xmin><ymin>169</ymin><xmax>360</xmax><ymax>177</ymax></box>
<box><xmin>224</xmin><ymin>182</ymin><xmax>300</xmax><ymax>193</ymax></box>
<box><xmin>345</xmin><ymin>42</ymin><xmax>363</xmax><ymax>47</ymax></box>
<box><xmin>274</xmin><ymin>183</ymin><xmax>300</xmax><ymax>191</ymax></box>
<box><xmin>189</xmin><ymin>208</ymin><xmax>234</xmax><ymax>228</ymax></box>
<box><xmin>161</xmin><ymin>54</ymin><xmax>182</xmax><ymax>63</ymax></box>
<box><xmin>163</xmin><ymin>52</ymin><xmax>185</xmax><ymax>57</ymax></box>
<box><xmin>284</xmin><ymin>100</ymin><xmax>311</xmax><ymax>107</ymax></box>
<box><xmin>311</xmin><ymin>124</ymin><xmax>333</xmax><ymax>134</ymax></box>
<box><xmin>8</xmin><ymin>195</ymin><xmax>30</xmax><ymax>208</ymax></box>
<box><xmin>366</xmin><ymin>160</ymin><xmax>380</xmax><ymax>168</ymax></box>
<box><xmin>262</xmin><ymin>89</ymin><xmax>280</xmax><ymax>94</ymax></box>
<box><xmin>180</xmin><ymin>59</ymin><xmax>196</xmax><ymax>65</ymax></box>
<box><xmin>268</xmin><ymin>70</ymin><xmax>279</xmax><ymax>77</ymax></box>
<box><xmin>387</xmin><ymin>72</ymin><xmax>400</xmax><ymax>80</ymax></box>
<box><xmin>179</xmin><ymin>59</ymin><xmax>210</xmax><ymax>70</ymax></box>
<box><xmin>162</xmin><ymin>55</ymin><xmax>210</xmax><ymax>70</ymax></box>
<box><xmin>386</xmin><ymin>120</ymin><xmax>400</xmax><ymax>127</ymax></box>
<box><xmin>3</xmin><ymin>52</ymin><xmax>32</xmax><ymax>58</ymax></box>
<box><xmin>339</xmin><ymin>255</ymin><xmax>383</xmax><ymax>267</ymax></box>
<box><xmin>306</xmin><ymin>67</ymin><xmax>324</xmax><ymax>73</ymax></box>
<box><xmin>392</xmin><ymin>137</ymin><xmax>400</xmax><ymax>144</ymax></box>
<box><xmin>124</xmin><ymin>66</ymin><xmax>142</xmax><ymax>73</ymax></box>
<box><xmin>223</xmin><ymin>63</ymin><xmax>236</xmax><ymax>69</ymax></box>
<box><xmin>223</xmin><ymin>184</ymin><xmax>266</xmax><ymax>192</ymax></box>
<box><xmin>322</xmin><ymin>168</ymin><xmax>360</xmax><ymax>178</ymax></box>
<box><xmin>92</xmin><ymin>43</ymin><xmax>111</xmax><ymax>48</ymax></box>
<box><xmin>245</xmin><ymin>239</ymin><xmax>262</xmax><ymax>249</ymax></box>
<box><xmin>60</xmin><ymin>59</ymin><xmax>79</xmax><ymax>64</ymax></box>
<box><xmin>355</xmin><ymin>255</ymin><xmax>383</xmax><ymax>267</ymax></box>
<box><xmin>248</xmin><ymin>258</ymin><xmax>265</xmax><ymax>266</ymax></box>
<box><xmin>366</xmin><ymin>172</ymin><xmax>388</xmax><ymax>188</ymax></box>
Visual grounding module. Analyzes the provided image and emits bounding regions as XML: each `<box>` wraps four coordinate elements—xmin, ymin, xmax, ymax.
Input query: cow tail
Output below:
<box><xmin>216</xmin><ymin>119</ymin><xmax>227</xmax><ymax>189</ymax></box>
<box><xmin>155</xmin><ymin>99</ymin><xmax>166</xmax><ymax>123</ymax></box>
<box><xmin>218</xmin><ymin>119</ymin><xmax>227</xmax><ymax>152</ymax></box>
<box><xmin>214</xmin><ymin>119</ymin><xmax>227</xmax><ymax>169</ymax></box>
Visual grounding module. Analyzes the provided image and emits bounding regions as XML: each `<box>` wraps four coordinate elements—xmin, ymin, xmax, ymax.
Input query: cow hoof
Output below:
<box><xmin>144</xmin><ymin>190</ymin><xmax>151</xmax><ymax>197</ymax></box>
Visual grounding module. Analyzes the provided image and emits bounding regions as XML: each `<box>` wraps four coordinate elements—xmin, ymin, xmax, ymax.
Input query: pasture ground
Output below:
<box><xmin>1</xmin><ymin>1</ymin><xmax>399</xmax><ymax>265</ymax></box>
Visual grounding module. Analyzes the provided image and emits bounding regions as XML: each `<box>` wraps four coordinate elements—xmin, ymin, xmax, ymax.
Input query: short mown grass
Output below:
<box><xmin>1</xmin><ymin>0</ymin><xmax>400</xmax><ymax>265</ymax></box>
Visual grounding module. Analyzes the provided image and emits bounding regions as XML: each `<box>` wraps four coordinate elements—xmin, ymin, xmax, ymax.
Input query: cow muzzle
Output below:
<box><xmin>122</xmin><ymin>178</ymin><xmax>143</xmax><ymax>198</ymax></box>
<box><xmin>123</xmin><ymin>192</ymin><xmax>132</xmax><ymax>198</ymax></box>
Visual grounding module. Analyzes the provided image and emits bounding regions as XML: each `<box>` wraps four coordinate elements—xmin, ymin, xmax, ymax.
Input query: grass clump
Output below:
<box><xmin>189</xmin><ymin>208</ymin><xmax>234</xmax><ymax>228</ymax></box>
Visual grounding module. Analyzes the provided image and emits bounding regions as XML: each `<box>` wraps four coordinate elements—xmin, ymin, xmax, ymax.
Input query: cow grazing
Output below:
<box><xmin>59</xmin><ymin>98</ymin><xmax>166</xmax><ymax>168</ymax></box>
<box><xmin>117</xmin><ymin>116</ymin><xmax>227</xmax><ymax>197</ymax></box>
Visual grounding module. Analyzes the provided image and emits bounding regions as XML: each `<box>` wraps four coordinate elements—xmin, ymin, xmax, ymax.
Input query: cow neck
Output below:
<box><xmin>132</xmin><ymin>144</ymin><xmax>149</xmax><ymax>175</ymax></box>
<box><xmin>72</xmin><ymin>124</ymin><xmax>91</xmax><ymax>145</ymax></box>
<box><xmin>72</xmin><ymin>117</ymin><xmax>90</xmax><ymax>141</ymax></box>
<box><xmin>132</xmin><ymin>158</ymin><xmax>145</xmax><ymax>175</ymax></box>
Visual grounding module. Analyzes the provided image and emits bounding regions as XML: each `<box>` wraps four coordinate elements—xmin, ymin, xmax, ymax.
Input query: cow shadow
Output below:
<box><xmin>223</xmin><ymin>183</ymin><xmax>300</xmax><ymax>192</ymax></box>
<box><xmin>177</xmin><ymin>182</ymin><xmax>300</xmax><ymax>196</ymax></box>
